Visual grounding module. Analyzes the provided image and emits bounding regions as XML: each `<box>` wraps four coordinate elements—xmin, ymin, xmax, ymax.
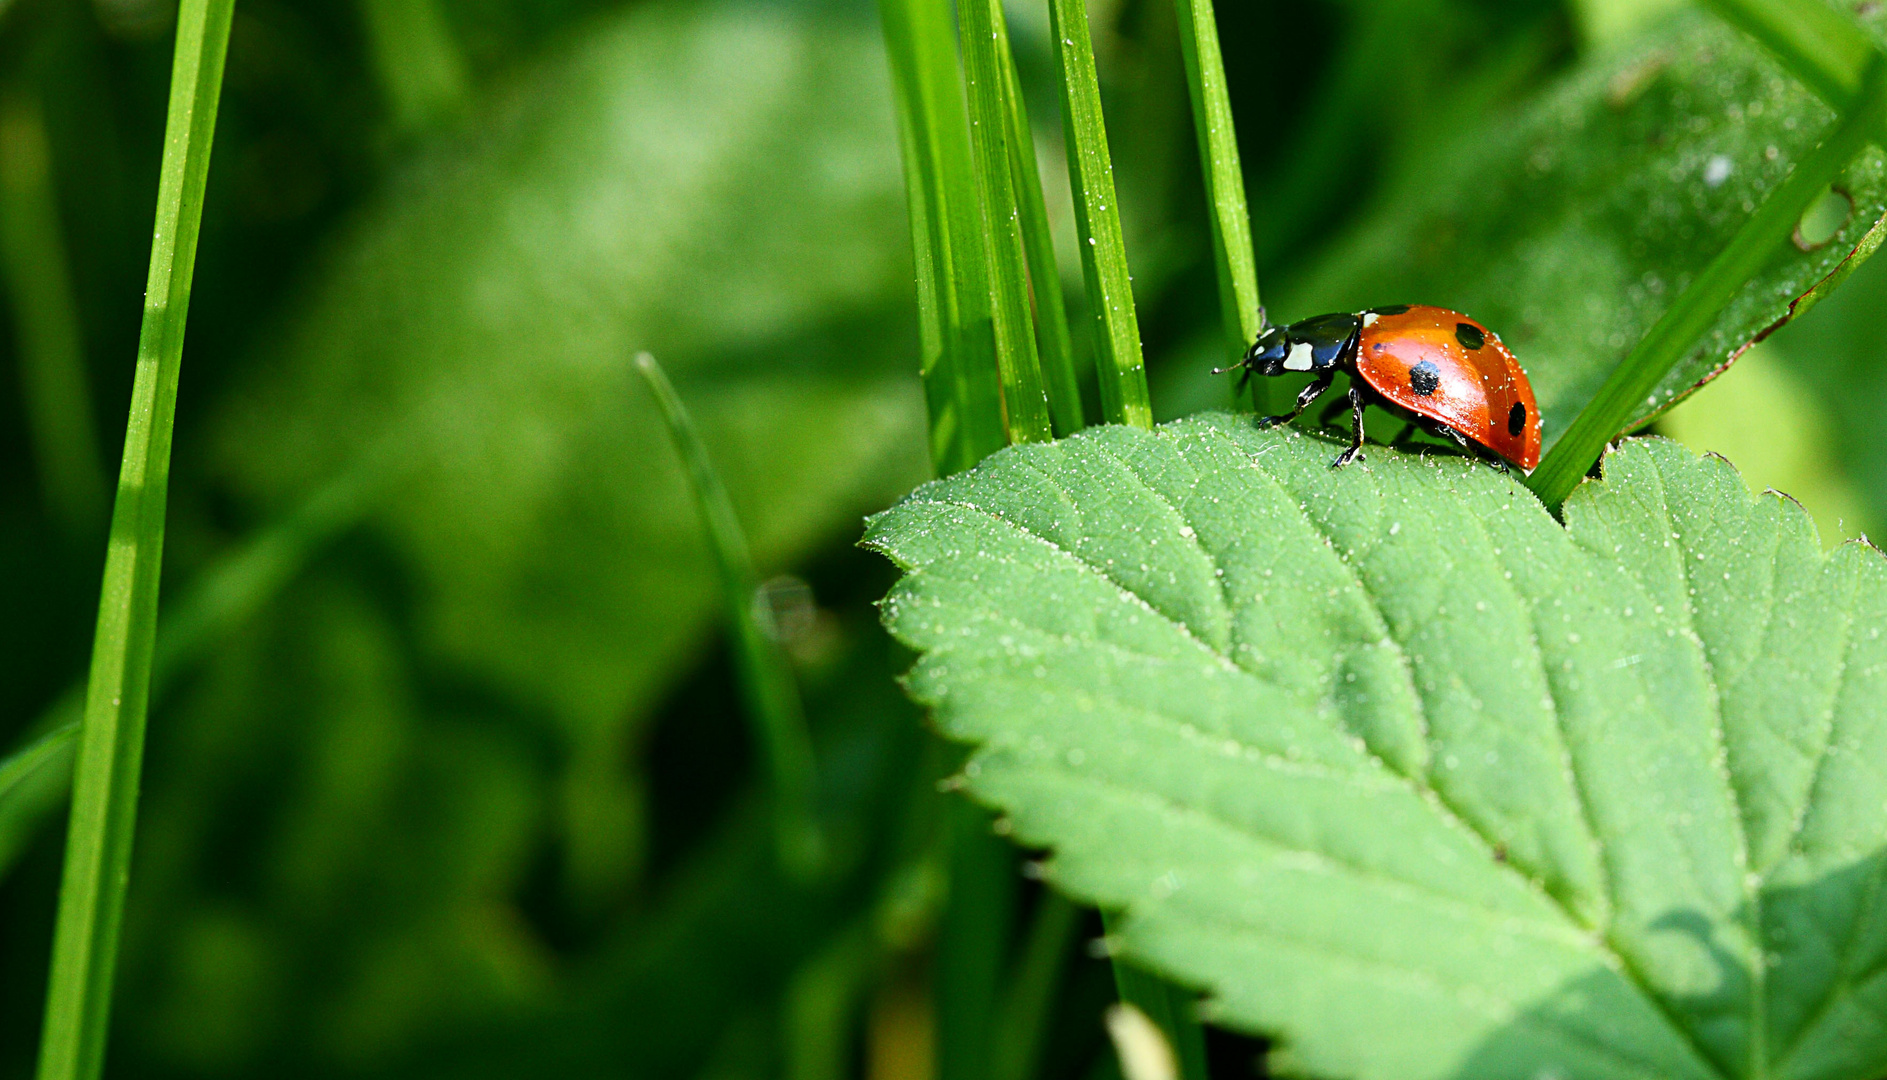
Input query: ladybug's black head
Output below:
<box><xmin>1241</xmin><ymin>312</ymin><xmax>1361</xmax><ymax>376</ymax></box>
<box><xmin>1244</xmin><ymin>325</ymin><xmax>1292</xmax><ymax>376</ymax></box>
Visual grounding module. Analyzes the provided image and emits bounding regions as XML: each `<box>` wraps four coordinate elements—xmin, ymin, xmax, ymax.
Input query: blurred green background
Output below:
<box><xmin>0</xmin><ymin>0</ymin><xmax>1882</xmax><ymax>1076</ymax></box>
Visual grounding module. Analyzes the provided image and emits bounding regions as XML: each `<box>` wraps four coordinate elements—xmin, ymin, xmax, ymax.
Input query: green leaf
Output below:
<box><xmin>1285</xmin><ymin>8</ymin><xmax>1887</xmax><ymax>456</ymax></box>
<box><xmin>866</xmin><ymin>414</ymin><xmax>1887</xmax><ymax>1080</ymax></box>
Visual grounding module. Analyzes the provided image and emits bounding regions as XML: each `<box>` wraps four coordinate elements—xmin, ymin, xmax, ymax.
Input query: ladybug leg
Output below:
<box><xmin>1429</xmin><ymin>423</ymin><xmax>1509</xmax><ymax>472</ymax></box>
<box><xmin>1331</xmin><ymin>386</ymin><xmax>1368</xmax><ymax>468</ymax></box>
<box><xmin>1256</xmin><ymin>373</ymin><xmax>1333</xmax><ymax>429</ymax></box>
<box><xmin>1434</xmin><ymin>423</ymin><xmax>1475</xmax><ymax>454</ymax></box>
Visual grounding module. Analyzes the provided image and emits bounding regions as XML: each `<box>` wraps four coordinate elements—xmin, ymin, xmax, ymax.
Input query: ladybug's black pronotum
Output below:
<box><xmin>1221</xmin><ymin>305</ymin><xmax>1542</xmax><ymax>470</ymax></box>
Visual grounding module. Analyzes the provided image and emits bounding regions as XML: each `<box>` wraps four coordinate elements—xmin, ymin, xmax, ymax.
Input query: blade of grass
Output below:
<box><xmin>1528</xmin><ymin>53</ymin><xmax>1887</xmax><ymax>509</ymax></box>
<box><xmin>636</xmin><ymin>353</ymin><xmax>824</xmax><ymax>880</ymax></box>
<box><xmin>1047</xmin><ymin>0</ymin><xmax>1153</xmax><ymax>429</ymax></box>
<box><xmin>994</xmin><ymin>17</ymin><xmax>1085</xmax><ymax>436</ymax></box>
<box><xmin>878</xmin><ymin>0</ymin><xmax>1007</xmax><ymax>473</ymax></box>
<box><xmin>1101</xmin><ymin>913</ymin><xmax>1208</xmax><ymax>1080</ymax></box>
<box><xmin>992</xmin><ymin>890</ymin><xmax>1081</xmax><ymax>1080</ymax></box>
<box><xmin>937</xmin><ymin>800</ymin><xmax>1018</xmax><ymax>1080</ymax></box>
<box><xmin>0</xmin><ymin>86</ymin><xmax>107</xmax><ymax>537</ymax></box>
<box><xmin>784</xmin><ymin>921</ymin><xmax>876</xmax><ymax>1080</ymax></box>
<box><xmin>960</xmin><ymin>0</ymin><xmax>1054</xmax><ymax>444</ymax></box>
<box><xmin>1172</xmin><ymin>0</ymin><xmax>1262</xmax><ymax>372</ymax></box>
<box><xmin>0</xmin><ymin>466</ymin><xmax>375</xmax><ymax>883</ymax></box>
<box><xmin>0</xmin><ymin>722</ymin><xmax>78</xmax><ymax>878</ymax></box>
<box><xmin>888</xmin><ymin>48</ymin><xmax>969</xmax><ymax>475</ymax></box>
<box><xmin>36</xmin><ymin>0</ymin><xmax>236</xmax><ymax>1075</ymax></box>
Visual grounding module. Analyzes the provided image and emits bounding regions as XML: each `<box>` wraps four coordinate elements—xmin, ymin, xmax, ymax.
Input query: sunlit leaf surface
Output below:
<box><xmin>869</xmin><ymin>415</ymin><xmax>1887</xmax><ymax>1080</ymax></box>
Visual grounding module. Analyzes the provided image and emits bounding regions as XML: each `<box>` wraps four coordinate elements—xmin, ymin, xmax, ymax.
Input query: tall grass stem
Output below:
<box><xmin>994</xmin><ymin>21</ymin><xmax>1085</xmax><ymax>436</ymax></box>
<box><xmin>36</xmin><ymin>0</ymin><xmax>236</xmax><ymax>1076</ymax></box>
<box><xmin>991</xmin><ymin>891</ymin><xmax>1081</xmax><ymax>1080</ymax></box>
<box><xmin>960</xmin><ymin>0</ymin><xmax>1055</xmax><ymax>443</ymax></box>
<box><xmin>1528</xmin><ymin>53</ymin><xmax>1887</xmax><ymax>508</ymax></box>
<box><xmin>936</xmin><ymin>802</ymin><xmax>1017</xmax><ymax>1080</ymax></box>
<box><xmin>1048</xmin><ymin>0</ymin><xmax>1153</xmax><ymax>428</ymax></box>
<box><xmin>1102</xmin><ymin>912</ymin><xmax>1209</xmax><ymax>1080</ymax></box>
<box><xmin>878</xmin><ymin>0</ymin><xmax>1007</xmax><ymax>472</ymax></box>
<box><xmin>636</xmin><ymin>354</ymin><xmax>824</xmax><ymax>879</ymax></box>
<box><xmin>1172</xmin><ymin>0</ymin><xmax>1263</xmax><ymax>371</ymax></box>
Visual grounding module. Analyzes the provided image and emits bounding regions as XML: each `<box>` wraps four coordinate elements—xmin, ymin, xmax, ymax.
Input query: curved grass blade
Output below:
<box><xmin>0</xmin><ymin>718</ymin><xmax>78</xmax><ymax>878</ymax></box>
<box><xmin>636</xmin><ymin>353</ymin><xmax>824</xmax><ymax>879</ymax></box>
<box><xmin>36</xmin><ymin>0</ymin><xmax>236</xmax><ymax>1076</ymax></box>
<box><xmin>1048</xmin><ymin>0</ymin><xmax>1152</xmax><ymax>429</ymax></box>
<box><xmin>1529</xmin><ymin>54</ymin><xmax>1887</xmax><ymax>508</ymax></box>
<box><xmin>1172</xmin><ymin>0</ymin><xmax>1262</xmax><ymax>370</ymax></box>
<box><xmin>0</xmin><ymin>467</ymin><xmax>372</xmax><ymax>884</ymax></box>
<box><xmin>959</xmin><ymin>0</ymin><xmax>1054</xmax><ymax>444</ymax></box>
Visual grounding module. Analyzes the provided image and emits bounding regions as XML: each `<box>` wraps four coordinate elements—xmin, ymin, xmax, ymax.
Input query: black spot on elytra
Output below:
<box><xmin>1410</xmin><ymin>361</ymin><xmax>1441</xmax><ymax>396</ymax></box>
<box><xmin>1455</xmin><ymin>322</ymin><xmax>1485</xmax><ymax>350</ymax></box>
<box><xmin>1508</xmin><ymin>402</ymin><xmax>1527</xmax><ymax>437</ymax></box>
<box><xmin>1369</xmin><ymin>304</ymin><xmax>1410</xmax><ymax>316</ymax></box>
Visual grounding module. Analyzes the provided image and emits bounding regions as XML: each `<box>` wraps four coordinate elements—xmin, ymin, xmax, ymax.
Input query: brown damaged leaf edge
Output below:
<box><xmin>1625</xmin><ymin>196</ymin><xmax>1887</xmax><ymax>433</ymax></box>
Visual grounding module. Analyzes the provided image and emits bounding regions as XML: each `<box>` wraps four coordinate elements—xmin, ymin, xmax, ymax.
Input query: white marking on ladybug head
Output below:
<box><xmin>1283</xmin><ymin>342</ymin><xmax>1314</xmax><ymax>371</ymax></box>
<box><xmin>1361</xmin><ymin>312</ymin><xmax>1380</xmax><ymax>328</ymax></box>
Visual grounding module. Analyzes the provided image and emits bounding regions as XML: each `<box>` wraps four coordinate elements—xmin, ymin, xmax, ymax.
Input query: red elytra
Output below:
<box><xmin>1225</xmin><ymin>304</ymin><xmax>1542</xmax><ymax>471</ymax></box>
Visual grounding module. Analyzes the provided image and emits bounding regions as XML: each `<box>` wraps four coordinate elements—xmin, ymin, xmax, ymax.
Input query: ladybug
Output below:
<box><xmin>1220</xmin><ymin>304</ymin><xmax>1541</xmax><ymax>471</ymax></box>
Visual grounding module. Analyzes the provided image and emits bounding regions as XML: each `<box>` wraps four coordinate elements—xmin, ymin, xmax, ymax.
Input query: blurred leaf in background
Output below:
<box><xmin>5</xmin><ymin>0</ymin><xmax>930</xmax><ymax>1073</ymax></box>
<box><xmin>1267</xmin><ymin>8</ymin><xmax>1887</xmax><ymax>451</ymax></box>
<box><xmin>1758</xmin><ymin>241</ymin><xmax>1887</xmax><ymax>547</ymax></box>
<box><xmin>206</xmin><ymin>0</ymin><xmax>925</xmax><ymax>913</ymax></box>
